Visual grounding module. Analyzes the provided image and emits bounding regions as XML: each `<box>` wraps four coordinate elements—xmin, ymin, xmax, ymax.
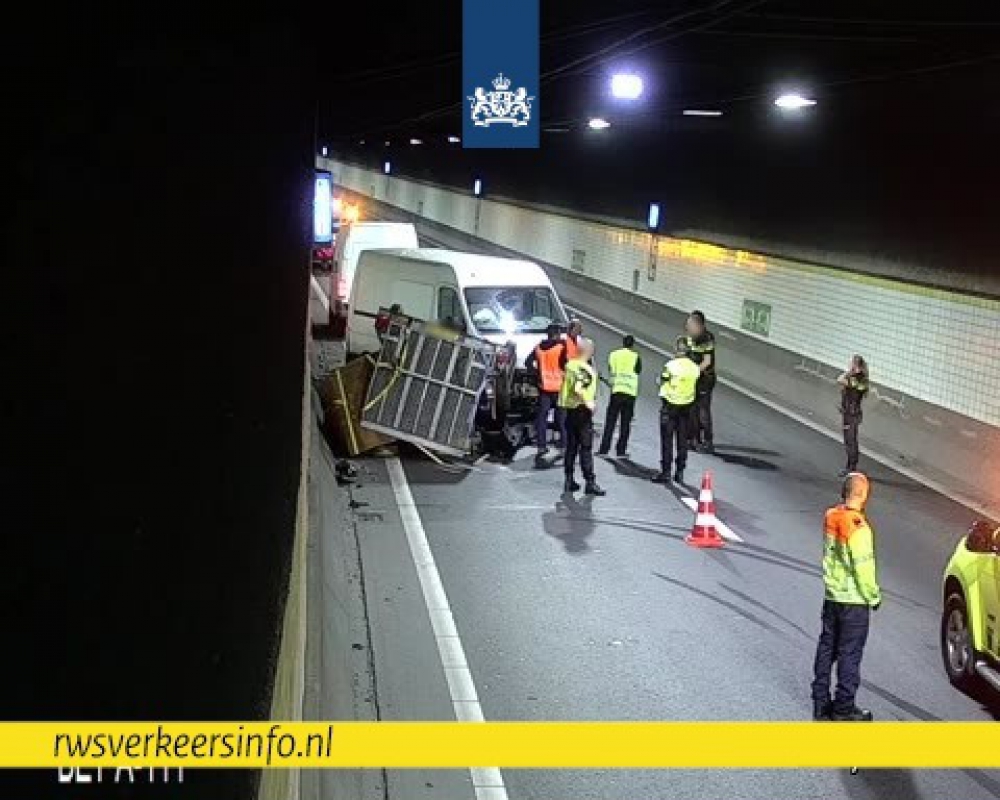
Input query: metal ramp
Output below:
<box><xmin>360</xmin><ymin>317</ymin><xmax>499</xmax><ymax>456</ymax></box>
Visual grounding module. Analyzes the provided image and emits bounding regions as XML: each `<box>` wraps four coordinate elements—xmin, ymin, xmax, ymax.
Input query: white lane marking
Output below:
<box><xmin>568</xmin><ymin>304</ymin><xmax>999</xmax><ymax>520</ymax></box>
<box><xmin>680</xmin><ymin>496</ymin><xmax>743</xmax><ymax>542</ymax></box>
<box><xmin>310</xmin><ymin>274</ymin><xmax>330</xmax><ymax>314</ymax></box>
<box><xmin>386</xmin><ymin>458</ymin><xmax>508</xmax><ymax>800</ymax></box>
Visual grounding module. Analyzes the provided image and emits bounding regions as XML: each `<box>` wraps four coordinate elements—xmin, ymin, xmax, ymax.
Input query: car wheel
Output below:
<box><xmin>941</xmin><ymin>592</ymin><xmax>978</xmax><ymax>688</ymax></box>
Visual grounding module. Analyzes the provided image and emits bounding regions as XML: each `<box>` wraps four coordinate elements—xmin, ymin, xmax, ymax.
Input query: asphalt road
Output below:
<box><xmin>337</xmin><ymin>308</ymin><xmax>1000</xmax><ymax>800</ymax></box>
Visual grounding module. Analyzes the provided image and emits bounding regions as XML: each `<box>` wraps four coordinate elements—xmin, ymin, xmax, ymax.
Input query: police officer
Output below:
<box><xmin>685</xmin><ymin>310</ymin><xmax>717</xmax><ymax>454</ymax></box>
<box><xmin>558</xmin><ymin>337</ymin><xmax>605</xmax><ymax>496</ymax></box>
<box><xmin>525</xmin><ymin>323</ymin><xmax>567</xmax><ymax>457</ymax></box>
<box><xmin>598</xmin><ymin>335</ymin><xmax>642</xmax><ymax>457</ymax></box>
<box><xmin>811</xmin><ymin>472</ymin><xmax>880</xmax><ymax>722</ymax></box>
<box><xmin>838</xmin><ymin>355</ymin><xmax>869</xmax><ymax>477</ymax></box>
<box><xmin>653</xmin><ymin>337</ymin><xmax>700</xmax><ymax>485</ymax></box>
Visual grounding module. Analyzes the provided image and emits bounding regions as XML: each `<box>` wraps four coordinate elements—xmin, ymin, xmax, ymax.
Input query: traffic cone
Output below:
<box><xmin>685</xmin><ymin>471</ymin><xmax>724</xmax><ymax>548</ymax></box>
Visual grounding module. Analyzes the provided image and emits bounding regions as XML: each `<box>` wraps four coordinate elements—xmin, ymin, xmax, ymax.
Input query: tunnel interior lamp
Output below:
<box><xmin>473</xmin><ymin>178</ymin><xmax>483</xmax><ymax>197</ymax></box>
<box><xmin>611</xmin><ymin>73</ymin><xmax>643</xmax><ymax>99</ymax></box>
<box><xmin>588</xmin><ymin>117</ymin><xmax>611</xmax><ymax>130</ymax></box>
<box><xmin>448</xmin><ymin>135</ymin><xmax>461</xmax><ymax>143</ymax></box>
<box><xmin>647</xmin><ymin>202</ymin><xmax>661</xmax><ymax>231</ymax></box>
<box><xmin>774</xmin><ymin>93</ymin><xmax>816</xmax><ymax>110</ymax></box>
<box><xmin>384</xmin><ymin>161</ymin><xmax>391</xmax><ymax>174</ymax></box>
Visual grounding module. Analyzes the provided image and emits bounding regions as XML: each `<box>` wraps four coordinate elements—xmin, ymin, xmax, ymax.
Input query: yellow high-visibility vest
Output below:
<box><xmin>558</xmin><ymin>359</ymin><xmax>598</xmax><ymax>409</ymax></box>
<box><xmin>607</xmin><ymin>347</ymin><xmax>639</xmax><ymax>397</ymax></box>
<box><xmin>659</xmin><ymin>357</ymin><xmax>699</xmax><ymax>405</ymax></box>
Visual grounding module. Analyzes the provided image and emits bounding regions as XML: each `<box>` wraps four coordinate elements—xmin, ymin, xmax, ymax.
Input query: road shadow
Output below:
<box><xmin>712</xmin><ymin>443</ymin><xmax>782</xmax><ymax>457</ymax></box>
<box><xmin>713</xmin><ymin>451</ymin><xmax>779</xmax><ymax>471</ymax></box>
<box><xmin>606</xmin><ymin>456</ymin><xmax>659</xmax><ymax>481</ymax></box>
<box><xmin>840</xmin><ymin>768</ymin><xmax>925</xmax><ymax>800</ymax></box>
<box><xmin>955</xmin><ymin>679</ymin><xmax>1000</xmax><ymax>722</ymax></box>
<box><xmin>542</xmin><ymin>494</ymin><xmax>598</xmax><ymax>555</ymax></box>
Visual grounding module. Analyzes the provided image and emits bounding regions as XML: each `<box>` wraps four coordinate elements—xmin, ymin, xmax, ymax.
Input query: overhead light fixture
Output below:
<box><xmin>588</xmin><ymin>117</ymin><xmax>611</xmax><ymax>130</ymax></box>
<box><xmin>647</xmin><ymin>202</ymin><xmax>661</xmax><ymax>231</ymax></box>
<box><xmin>611</xmin><ymin>74</ymin><xmax>643</xmax><ymax>100</ymax></box>
<box><xmin>683</xmin><ymin>109</ymin><xmax>723</xmax><ymax>117</ymax></box>
<box><xmin>384</xmin><ymin>140</ymin><xmax>390</xmax><ymax>146</ymax></box>
<box><xmin>774</xmin><ymin>93</ymin><xmax>816</xmax><ymax>110</ymax></box>
<box><xmin>320</xmin><ymin>145</ymin><xmax>328</xmax><ymax>156</ymax></box>
<box><xmin>409</xmin><ymin>138</ymin><xmax>423</xmax><ymax>145</ymax></box>
<box><xmin>383</xmin><ymin>161</ymin><xmax>391</xmax><ymax>174</ymax></box>
<box><xmin>359</xmin><ymin>139</ymin><xmax>366</xmax><ymax>145</ymax></box>
<box><xmin>447</xmin><ymin>135</ymin><xmax>461</xmax><ymax>143</ymax></box>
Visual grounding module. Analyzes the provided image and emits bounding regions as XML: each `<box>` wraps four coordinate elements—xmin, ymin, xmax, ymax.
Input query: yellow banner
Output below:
<box><xmin>14</xmin><ymin>722</ymin><xmax>1000</xmax><ymax>768</ymax></box>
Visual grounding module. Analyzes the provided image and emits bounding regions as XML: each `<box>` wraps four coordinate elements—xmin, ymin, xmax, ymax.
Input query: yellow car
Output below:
<box><xmin>941</xmin><ymin>520</ymin><xmax>1000</xmax><ymax>692</ymax></box>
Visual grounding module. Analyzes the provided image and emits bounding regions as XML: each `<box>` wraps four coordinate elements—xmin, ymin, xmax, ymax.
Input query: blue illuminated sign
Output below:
<box><xmin>314</xmin><ymin>171</ymin><xmax>333</xmax><ymax>244</ymax></box>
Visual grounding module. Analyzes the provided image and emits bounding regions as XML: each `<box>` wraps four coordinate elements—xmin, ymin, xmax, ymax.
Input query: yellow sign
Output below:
<box><xmin>8</xmin><ymin>722</ymin><xmax>999</xmax><ymax>768</ymax></box>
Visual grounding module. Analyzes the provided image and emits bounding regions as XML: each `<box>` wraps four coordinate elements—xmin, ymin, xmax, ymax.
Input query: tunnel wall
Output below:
<box><xmin>325</xmin><ymin>158</ymin><xmax>1000</xmax><ymax>430</ymax></box>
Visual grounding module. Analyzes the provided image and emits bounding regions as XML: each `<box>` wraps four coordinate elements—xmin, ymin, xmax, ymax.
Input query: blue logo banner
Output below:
<box><xmin>463</xmin><ymin>0</ymin><xmax>539</xmax><ymax>149</ymax></box>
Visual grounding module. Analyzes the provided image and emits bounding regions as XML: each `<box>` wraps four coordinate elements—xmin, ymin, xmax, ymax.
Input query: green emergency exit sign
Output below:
<box><xmin>741</xmin><ymin>299</ymin><xmax>772</xmax><ymax>337</ymax></box>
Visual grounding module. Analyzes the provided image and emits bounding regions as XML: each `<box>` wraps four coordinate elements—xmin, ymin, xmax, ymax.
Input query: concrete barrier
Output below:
<box><xmin>257</xmin><ymin>330</ymin><xmax>312</xmax><ymax>800</ymax></box>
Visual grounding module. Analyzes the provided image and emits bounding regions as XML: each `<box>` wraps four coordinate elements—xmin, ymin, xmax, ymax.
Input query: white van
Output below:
<box><xmin>330</xmin><ymin>221</ymin><xmax>418</xmax><ymax>309</ymax></box>
<box><xmin>346</xmin><ymin>248</ymin><xmax>568</xmax><ymax>367</ymax></box>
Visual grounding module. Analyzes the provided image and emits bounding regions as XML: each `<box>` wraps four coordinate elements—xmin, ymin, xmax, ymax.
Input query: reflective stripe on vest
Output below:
<box><xmin>535</xmin><ymin>343</ymin><xmax>565</xmax><ymax>393</ymax></box>
<box><xmin>659</xmin><ymin>357</ymin><xmax>700</xmax><ymax>405</ymax></box>
<box><xmin>607</xmin><ymin>348</ymin><xmax>639</xmax><ymax>396</ymax></box>
<box><xmin>559</xmin><ymin>359</ymin><xmax>597</xmax><ymax>409</ymax></box>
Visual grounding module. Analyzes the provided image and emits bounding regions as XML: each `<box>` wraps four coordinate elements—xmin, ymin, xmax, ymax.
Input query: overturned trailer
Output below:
<box><xmin>360</xmin><ymin>314</ymin><xmax>517</xmax><ymax>457</ymax></box>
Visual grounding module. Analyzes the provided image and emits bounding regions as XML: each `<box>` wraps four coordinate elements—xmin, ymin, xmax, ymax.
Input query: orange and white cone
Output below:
<box><xmin>685</xmin><ymin>471</ymin><xmax>724</xmax><ymax>548</ymax></box>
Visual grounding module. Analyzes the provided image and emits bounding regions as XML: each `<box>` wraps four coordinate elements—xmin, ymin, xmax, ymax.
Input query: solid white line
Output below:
<box><xmin>680</xmin><ymin>496</ymin><xmax>743</xmax><ymax>542</ymax></box>
<box><xmin>568</xmin><ymin>304</ymin><xmax>998</xmax><ymax>520</ymax></box>
<box><xmin>385</xmin><ymin>458</ymin><xmax>508</xmax><ymax>800</ymax></box>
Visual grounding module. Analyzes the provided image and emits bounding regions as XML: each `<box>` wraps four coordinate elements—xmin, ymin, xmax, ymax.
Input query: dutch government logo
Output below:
<box><xmin>468</xmin><ymin>74</ymin><xmax>533</xmax><ymax>127</ymax></box>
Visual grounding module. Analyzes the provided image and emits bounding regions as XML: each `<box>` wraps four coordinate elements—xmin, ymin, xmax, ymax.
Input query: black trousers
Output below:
<box><xmin>564</xmin><ymin>406</ymin><xmax>595</xmax><ymax>481</ymax></box>
<box><xmin>599</xmin><ymin>393</ymin><xmax>635</xmax><ymax>455</ymax></box>
<box><xmin>659</xmin><ymin>402</ymin><xmax>691</xmax><ymax>473</ymax></box>
<box><xmin>842</xmin><ymin>414</ymin><xmax>860</xmax><ymax>471</ymax></box>
<box><xmin>689</xmin><ymin>378</ymin><xmax>715</xmax><ymax>445</ymax></box>
<box><xmin>536</xmin><ymin>391</ymin><xmax>566</xmax><ymax>450</ymax></box>
<box><xmin>811</xmin><ymin>600</ymin><xmax>870</xmax><ymax>714</ymax></box>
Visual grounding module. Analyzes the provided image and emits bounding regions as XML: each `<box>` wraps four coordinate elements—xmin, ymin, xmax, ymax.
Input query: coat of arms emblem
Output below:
<box><xmin>468</xmin><ymin>74</ymin><xmax>533</xmax><ymax>127</ymax></box>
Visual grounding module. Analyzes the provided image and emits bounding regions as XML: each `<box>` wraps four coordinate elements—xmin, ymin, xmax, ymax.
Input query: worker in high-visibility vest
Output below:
<box><xmin>652</xmin><ymin>336</ymin><xmax>701</xmax><ymax>485</ymax></box>
<box><xmin>562</xmin><ymin>318</ymin><xmax>584</xmax><ymax>362</ymax></box>
<box><xmin>524</xmin><ymin>323</ymin><xmax>567</xmax><ymax>457</ymax></box>
<box><xmin>598</xmin><ymin>334</ymin><xmax>642</xmax><ymax>457</ymax></box>
<box><xmin>558</xmin><ymin>337</ymin><xmax>605</xmax><ymax>496</ymax></box>
<box><xmin>811</xmin><ymin>472</ymin><xmax>880</xmax><ymax>722</ymax></box>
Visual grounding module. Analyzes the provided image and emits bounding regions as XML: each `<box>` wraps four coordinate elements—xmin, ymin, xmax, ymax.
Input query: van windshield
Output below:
<box><xmin>464</xmin><ymin>287</ymin><xmax>565</xmax><ymax>335</ymax></box>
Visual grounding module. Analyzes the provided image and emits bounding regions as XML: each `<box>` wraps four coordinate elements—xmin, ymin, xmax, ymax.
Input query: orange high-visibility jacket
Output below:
<box><xmin>535</xmin><ymin>342</ymin><xmax>566</xmax><ymax>392</ymax></box>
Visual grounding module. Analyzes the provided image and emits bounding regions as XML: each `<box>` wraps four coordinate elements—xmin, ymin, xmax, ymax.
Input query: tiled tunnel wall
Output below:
<box><xmin>326</xmin><ymin>159</ymin><xmax>1000</xmax><ymax>429</ymax></box>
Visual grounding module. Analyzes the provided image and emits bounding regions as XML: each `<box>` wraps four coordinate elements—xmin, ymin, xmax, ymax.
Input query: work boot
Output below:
<box><xmin>813</xmin><ymin>701</ymin><xmax>832</xmax><ymax>721</ymax></box>
<box><xmin>564</xmin><ymin>477</ymin><xmax>581</xmax><ymax>493</ymax></box>
<box><xmin>584</xmin><ymin>481</ymin><xmax>606</xmax><ymax>497</ymax></box>
<box><xmin>651</xmin><ymin>472</ymin><xmax>670</xmax><ymax>484</ymax></box>
<box><xmin>673</xmin><ymin>469</ymin><xmax>685</xmax><ymax>484</ymax></box>
<box><xmin>831</xmin><ymin>706</ymin><xmax>873</xmax><ymax>722</ymax></box>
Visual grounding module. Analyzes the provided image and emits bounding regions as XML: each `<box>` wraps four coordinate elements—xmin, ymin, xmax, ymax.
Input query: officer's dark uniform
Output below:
<box><xmin>686</xmin><ymin>329</ymin><xmax>716</xmax><ymax>450</ymax></box>
<box><xmin>840</xmin><ymin>372</ymin><xmax>868</xmax><ymax>473</ymax></box>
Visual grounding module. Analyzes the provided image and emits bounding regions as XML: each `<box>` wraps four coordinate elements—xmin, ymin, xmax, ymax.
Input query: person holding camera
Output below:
<box><xmin>838</xmin><ymin>354</ymin><xmax>869</xmax><ymax>477</ymax></box>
